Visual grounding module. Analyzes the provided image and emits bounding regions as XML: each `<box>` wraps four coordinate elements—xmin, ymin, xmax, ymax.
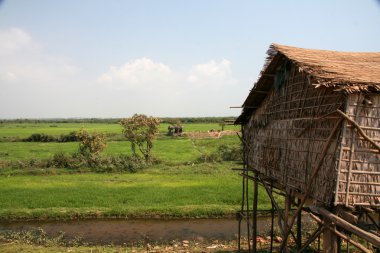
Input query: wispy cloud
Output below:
<box><xmin>0</xmin><ymin>27</ymin><xmax>79</xmax><ymax>84</ymax></box>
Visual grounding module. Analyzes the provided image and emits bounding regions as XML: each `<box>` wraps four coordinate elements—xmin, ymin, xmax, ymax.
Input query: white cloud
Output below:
<box><xmin>95</xmin><ymin>58</ymin><xmax>239</xmax><ymax>117</ymax></box>
<box><xmin>186</xmin><ymin>59</ymin><xmax>236</xmax><ymax>88</ymax></box>
<box><xmin>97</xmin><ymin>58</ymin><xmax>176</xmax><ymax>90</ymax></box>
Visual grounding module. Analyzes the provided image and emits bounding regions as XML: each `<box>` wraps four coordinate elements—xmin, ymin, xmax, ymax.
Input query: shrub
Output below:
<box><xmin>23</xmin><ymin>133</ymin><xmax>56</xmax><ymax>142</ymax></box>
<box><xmin>196</xmin><ymin>153</ymin><xmax>221</xmax><ymax>163</ymax></box>
<box><xmin>216</xmin><ymin>144</ymin><xmax>242</xmax><ymax>161</ymax></box>
<box><xmin>58</xmin><ymin>131</ymin><xmax>78</xmax><ymax>142</ymax></box>
<box><xmin>195</xmin><ymin>144</ymin><xmax>242</xmax><ymax>164</ymax></box>
<box><xmin>76</xmin><ymin>129</ymin><xmax>107</xmax><ymax>159</ymax></box>
<box><xmin>51</xmin><ymin>152</ymin><xmax>73</xmax><ymax>168</ymax></box>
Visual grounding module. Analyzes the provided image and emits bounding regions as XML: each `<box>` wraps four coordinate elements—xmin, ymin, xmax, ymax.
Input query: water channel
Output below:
<box><xmin>0</xmin><ymin>217</ymin><xmax>276</xmax><ymax>245</ymax></box>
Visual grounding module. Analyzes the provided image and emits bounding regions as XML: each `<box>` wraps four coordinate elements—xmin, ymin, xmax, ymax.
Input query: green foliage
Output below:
<box><xmin>216</xmin><ymin>144</ymin><xmax>242</xmax><ymax>161</ymax></box>
<box><xmin>50</xmin><ymin>152</ymin><xmax>74</xmax><ymax>168</ymax></box>
<box><xmin>196</xmin><ymin>152</ymin><xmax>221</xmax><ymax>163</ymax></box>
<box><xmin>76</xmin><ymin>129</ymin><xmax>107</xmax><ymax>158</ymax></box>
<box><xmin>23</xmin><ymin>133</ymin><xmax>56</xmax><ymax>142</ymax></box>
<box><xmin>22</xmin><ymin>132</ymin><xmax>78</xmax><ymax>142</ymax></box>
<box><xmin>58</xmin><ymin>131</ymin><xmax>78</xmax><ymax>142</ymax></box>
<box><xmin>120</xmin><ymin>114</ymin><xmax>160</xmax><ymax>161</ymax></box>
<box><xmin>196</xmin><ymin>144</ymin><xmax>242</xmax><ymax>163</ymax></box>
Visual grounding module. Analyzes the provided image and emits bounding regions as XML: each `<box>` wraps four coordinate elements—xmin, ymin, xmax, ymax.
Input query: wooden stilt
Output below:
<box><xmin>245</xmin><ymin>172</ymin><xmax>251</xmax><ymax>252</ymax></box>
<box><xmin>296</xmin><ymin>198</ymin><xmax>302</xmax><ymax>251</ymax></box>
<box><xmin>270</xmin><ymin>184</ymin><xmax>275</xmax><ymax>253</ymax></box>
<box><xmin>322</xmin><ymin>220</ymin><xmax>338</xmax><ymax>253</ymax></box>
<box><xmin>252</xmin><ymin>173</ymin><xmax>258</xmax><ymax>253</ymax></box>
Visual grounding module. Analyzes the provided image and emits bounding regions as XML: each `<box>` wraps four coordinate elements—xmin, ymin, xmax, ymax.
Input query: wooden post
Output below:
<box><xmin>283</xmin><ymin>191</ymin><xmax>291</xmax><ymax>252</ymax></box>
<box><xmin>245</xmin><ymin>172</ymin><xmax>251</xmax><ymax>253</ymax></box>
<box><xmin>296</xmin><ymin>198</ymin><xmax>302</xmax><ymax>251</ymax></box>
<box><xmin>322</xmin><ymin>218</ymin><xmax>338</xmax><ymax>253</ymax></box>
<box><xmin>252</xmin><ymin>173</ymin><xmax>258</xmax><ymax>253</ymax></box>
<box><xmin>270</xmin><ymin>184</ymin><xmax>274</xmax><ymax>253</ymax></box>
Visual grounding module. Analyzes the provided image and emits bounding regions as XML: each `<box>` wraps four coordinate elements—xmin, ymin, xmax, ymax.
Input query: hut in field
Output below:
<box><xmin>235</xmin><ymin>44</ymin><xmax>380</xmax><ymax>252</ymax></box>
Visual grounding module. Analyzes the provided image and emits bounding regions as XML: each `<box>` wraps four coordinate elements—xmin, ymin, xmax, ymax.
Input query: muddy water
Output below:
<box><xmin>0</xmin><ymin>218</ymin><xmax>273</xmax><ymax>245</ymax></box>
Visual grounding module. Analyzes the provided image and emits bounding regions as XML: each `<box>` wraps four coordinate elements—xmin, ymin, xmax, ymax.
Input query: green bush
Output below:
<box><xmin>196</xmin><ymin>153</ymin><xmax>221</xmax><ymax>163</ymax></box>
<box><xmin>50</xmin><ymin>152</ymin><xmax>73</xmax><ymax>168</ymax></box>
<box><xmin>217</xmin><ymin>144</ymin><xmax>242</xmax><ymax>161</ymax></box>
<box><xmin>196</xmin><ymin>144</ymin><xmax>242</xmax><ymax>163</ymax></box>
<box><xmin>22</xmin><ymin>132</ymin><xmax>78</xmax><ymax>142</ymax></box>
<box><xmin>58</xmin><ymin>131</ymin><xmax>78</xmax><ymax>142</ymax></box>
<box><xmin>23</xmin><ymin>133</ymin><xmax>56</xmax><ymax>142</ymax></box>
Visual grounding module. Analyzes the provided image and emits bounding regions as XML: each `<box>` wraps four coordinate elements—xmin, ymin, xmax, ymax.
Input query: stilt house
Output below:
<box><xmin>236</xmin><ymin>44</ymin><xmax>380</xmax><ymax>208</ymax></box>
<box><xmin>235</xmin><ymin>44</ymin><xmax>380</xmax><ymax>252</ymax></box>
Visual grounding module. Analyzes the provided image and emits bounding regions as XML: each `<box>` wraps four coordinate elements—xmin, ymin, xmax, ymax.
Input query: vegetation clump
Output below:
<box><xmin>76</xmin><ymin>129</ymin><xmax>107</xmax><ymax>159</ymax></box>
<box><xmin>22</xmin><ymin>131</ymin><xmax>78</xmax><ymax>142</ymax></box>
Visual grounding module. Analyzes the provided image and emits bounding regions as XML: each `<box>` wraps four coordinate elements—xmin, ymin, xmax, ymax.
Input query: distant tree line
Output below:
<box><xmin>0</xmin><ymin>117</ymin><xmax>236</xmax><ymax>124</ymax></box>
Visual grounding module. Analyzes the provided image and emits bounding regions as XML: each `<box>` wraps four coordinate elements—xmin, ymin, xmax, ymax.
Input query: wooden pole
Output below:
<box><xmin>322</xmin><ymin>218</ymin><xmax>338</xmax><ymax>253</ymax></box>
<box><xmin>296</xmin><ymin>198</ymin><xmax>302</xmax><ymax>251</ymax></box>
<box><xmin>246</xmin><ymin>172</ymin><xmax>251</xmax><ymax>252</ymax></box>
<box><xmin>314</xmin><ymin>206</ymin><xmax>380</xmax><ymax>248</ymax></box>
<box><xmin>270</xmin><ymin>184</ymin><xmax>275</xmax><ymax>253</ymax></box>
<box><xmin>252</xmin><ymin>173</ymin><xmax>258</xmax><ymax>253</ymax></box>
<box><xmin>258</xmin><ymin>176</ymin><xmax>285</xmax><ymax>236</ymax></box>
<box><xmin>337</xmin><ymin>109</ymin><xmax>380</xmax><ymax>153</ymax></box>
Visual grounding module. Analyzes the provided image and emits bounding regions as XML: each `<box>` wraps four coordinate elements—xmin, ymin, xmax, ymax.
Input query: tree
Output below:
<box><xmin>120</xmin><ymin>114</ymin><xmax>160</xmax><ymax>162</ymax></box>
<box><xmin>76</xmin><ymin>129</ymin><xmax>107</xmax><ymax>159</ymax></box>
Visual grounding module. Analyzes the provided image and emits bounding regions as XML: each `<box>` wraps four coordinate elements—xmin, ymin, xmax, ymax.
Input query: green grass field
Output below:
<box><xmin>0</xmin><ymin>122</ymin><xmax>239</xmax><ymax>139</ymax></box>
<box><xmin>0</xmin><ymin>121</ymin><xmax>271</xmax><ymax>221</ymax></box>
<box><xmin>0</xmin><ymin>135</ymin><xmax>239</xmax><ymax>162</ymax></box>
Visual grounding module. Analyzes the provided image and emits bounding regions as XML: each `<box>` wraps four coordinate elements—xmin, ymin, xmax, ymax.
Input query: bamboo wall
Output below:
<box><xmin>335</xmin><ymin>94</ymin><xmax>380</xmax><ymax>207</ymax></box>
<box><xmin>243</xmin><ymin>65</ymin><xmax>345</xmax><ymax>205</ymax></box>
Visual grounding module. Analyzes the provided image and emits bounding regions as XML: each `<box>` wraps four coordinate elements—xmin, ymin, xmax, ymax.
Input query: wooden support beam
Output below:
<box><xmin>337</xmin><ymin>109</ymin><xmax>380</xmax><ymax>153</ymax></box>
<box><xmin>314</xmin><ymin>206</ymin><xmax>380</xmax><ymax>248</ymax></box>
<box><xmin>310</xmin><ymin>212</ymin><xmax>373</xmax><ymax>253</ymax></box>
<box><xmin>336</xmin><ymin>207</ymin><xmax>359</xmax><ymax>225</ymax></box>
<box><xmin>250</xmin><ymin>89</ymin><xmax>270</xmax><ymax>94</ymax></box>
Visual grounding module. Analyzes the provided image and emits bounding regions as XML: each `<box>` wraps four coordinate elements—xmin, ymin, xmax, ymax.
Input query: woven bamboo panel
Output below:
<box><xmin>336</xmin><ymin>94</ymin><xmax>380</xmax><ymax>207</ymax></box>
<box><xmin>243</xmin><ymin>65</ymin><xmax>344</xmax><ymax>205</ymax></box>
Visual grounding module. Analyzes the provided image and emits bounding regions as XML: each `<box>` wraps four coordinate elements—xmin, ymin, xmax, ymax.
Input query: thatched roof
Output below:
<box><xmin>236</xmin><ymin>44</ymin><xmax>380</xmax><ymax>124</ymax></box>
<box><xmin>269</xmin><ymin>44</ymin><xmax>380</xmax><ymax>92</ymax></box>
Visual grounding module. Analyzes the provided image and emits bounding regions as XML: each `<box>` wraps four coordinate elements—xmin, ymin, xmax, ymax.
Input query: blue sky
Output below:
<box><xmin>0</xmin><ymin>0</ymin><xmax>379</xmax><ymax>118</ymax></box>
